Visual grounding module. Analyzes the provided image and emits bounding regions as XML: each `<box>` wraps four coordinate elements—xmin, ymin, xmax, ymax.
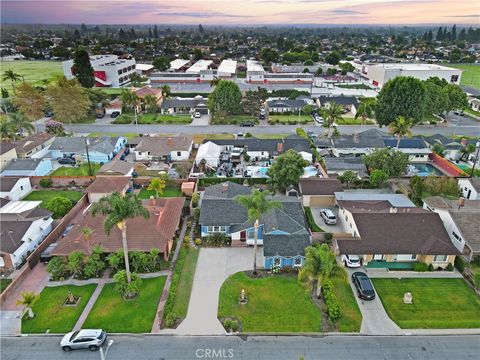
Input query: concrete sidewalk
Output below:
<box><xmin>365</xmin><ymin>268</ymin><xmax>463</xmax><ymax>278</ymax></box>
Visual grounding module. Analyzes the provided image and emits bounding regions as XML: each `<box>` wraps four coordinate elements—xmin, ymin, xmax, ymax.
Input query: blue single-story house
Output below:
<box><xmin>0</xmin><ymin>158</ymin><xmax>52</xmax><ymax>176</ymax></box>
<box><xmin>49</xmin><ymin>136</ymin><xmax>127</xmax><ymax>164</ymax></box>
<box><xmin>199</xmin><ymin>182</ymin><xmax>311</xmax><ymax>269</ymax></box>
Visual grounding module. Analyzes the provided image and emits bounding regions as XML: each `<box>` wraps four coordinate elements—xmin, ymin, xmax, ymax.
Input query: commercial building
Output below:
<box><xmin>62</xmin><ymin>54</ymin><xmax>136</xmax><ymax>88</ymax></box>
<box><xmin>169</xmin><ymin>59</ymin><xmax>191</xmax><ymax>72</ymax></box>
<box><xmin>217</xmin><ymin>59</ymin><xmax>237</xmax><ymax>77</ymax></box>
<box><xmin>362</xmin><ymin>63</ymin><xmax>462</xmax><ymax>88</ymax></box>
<box><xmin>246</xmin><ymin>59</ymin><xmax>313</xmax><ymax>84</ymax></box>
<box><xmin>186</xmin><ymin>59</ymin><xmax>213</xmax><ymax>74</ymax></box>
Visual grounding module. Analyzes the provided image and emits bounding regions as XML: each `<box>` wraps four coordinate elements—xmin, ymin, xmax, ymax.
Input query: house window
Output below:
<box><xmin>273</xmin><ymin>257</ymin><xmax>281</xmax><ymax>267</ymax></box>
<box><xmin>20</xmin><ymin>186</ymin><xmax>23</xmax><ymax>191</ymax></box>
<box><xmin>294</xmin><ymin>257</ymin><xmax>302</xmax><ymax>267</ymax></box>
<box><xmin>177</xmin><ymin>151</ymin><xmax>181</xmax><ymax>156</ymax></box>
<box><xmin>452</xmin><ymin>231</ymin><xmax>461</xmax><ymax>241</ymax></box>
<box><xmin>138</xmin><ymin>152</ymin><xmax>142</xmax><ymax>155</ymax></box>
<box><xmin>433</xmin><ymin>255</ymin><xmax>447</xmax><ymax>262</ymax></box>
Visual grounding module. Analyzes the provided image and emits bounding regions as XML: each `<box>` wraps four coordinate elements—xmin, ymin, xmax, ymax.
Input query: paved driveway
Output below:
<box><xmin>189</xmin><ymin>114</ymin><xmax>210</xmax><ymax>126</ymax></box>
<box><xmin>173</xmin><ymin>247</ymin><xmax>255</xmax><ymax>335</ymax></box>
<box><xmin>310</xmin><ymin>207</ymin><xmax>348</xmax><ymax>234</ymax></box>
<box><xmin>345</xmin><ymin>267</ymin><xmax>402</xmax><ymax>335</ymax></box>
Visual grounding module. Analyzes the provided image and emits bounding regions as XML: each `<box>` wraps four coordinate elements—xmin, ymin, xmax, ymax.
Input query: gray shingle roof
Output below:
<box><xmin>2</xmin><ymin>158</ymin><xmax>45</xmax><ymax>171</ymax></box>
<box><xmin>267</xmin><ymin>99</ymin><xmax>306</xmax><ymax>109</ymax></box>
<box><xmin>0</xmin><ymin>221</ymin><xmax>34</xmax><ymax>254</ymax></box>
<box><xmin>318</xmin><ymin>96</ymin><xmax>359</xmax><ymax>107</ymax></box>
<box><xmin>324</xmin><ymin>157</ymin><xmax>368</xmax><ymax>178</ymax></box>
<box><xmin>332</xmin><ymin>129</ymin><xmax>385</xmax><ymax>149</ymax></box>
<box><xmin>0</xmin><ymin>177</ymin><xmax>22</xmax><ymax>192</ymax></box>
<box><xmin>263</xmin><ymin>234</ymin><xmax>311</xmax><ymax>257</ymax></box>
<box><xmin>50</xmin><ymin>137</ymin><xmax>121</xmax><ymax>154</ymax></box>
<box><xmin>206</xmin><ymin>135</ymin><xmax>311</xmax><ymax>154</ymax></box>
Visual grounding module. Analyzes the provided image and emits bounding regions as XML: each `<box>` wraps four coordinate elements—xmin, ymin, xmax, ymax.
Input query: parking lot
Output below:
<box><xmin>310</xmin><ymin>206</ymin><xmax>349</xmax><ymax>233</ymax></box>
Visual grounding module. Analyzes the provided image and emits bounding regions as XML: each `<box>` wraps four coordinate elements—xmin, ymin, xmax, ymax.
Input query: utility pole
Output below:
<box><xmin>84</xmin><ymin>138</ymin><xmax>92</xmax><ymax>176</ymax></box>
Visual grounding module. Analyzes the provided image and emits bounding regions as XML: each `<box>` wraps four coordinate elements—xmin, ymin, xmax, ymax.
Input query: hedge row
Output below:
<box><xmin>322</xmin><ymin>280</ymin><xmax>342</xmax><ymax>322</ymax></box>
<box><xmin>304</xmin><ymin>207</ymin><xmax>323</xmax><ymax>232</ymax></box>
<box><xmin>163</xmin><ymin>247</ymin><xmax>187</xmax><ymax>327</ymax></box>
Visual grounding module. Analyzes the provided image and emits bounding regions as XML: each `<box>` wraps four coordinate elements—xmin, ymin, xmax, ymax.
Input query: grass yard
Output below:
<box><xmin>332</xmin><ymin>277</ymin><xmax>362</xmax><ymax>332</ymax></box>
<box><xmin>138</xmin><ymin>187</ymin><xmax>183</xmax><ymax>199</ymax></box>
<box><xmin>372</xmin><ymin>278</ymin><xmax>480</xmax><ymax>329</ymax></box>
<box><xmin>138</xmin><ymin>114</ymin><xmax>192</xmax><ymax>124</ymax></box>
<box><xmin>50</xmin><ymin>163</ymin><xmax>101</xmax><ymax>176</ymax></box>
<box><xmin>172</xmin><ymin>247</ymin><xmax>200</xmax><ymax>319</ymax></box>
<box><xmin>336</xmin><ymin>83</ymin><xmax>372</xmax><ymax>90</ymax></box>
<box><xmin>211</xmin><ymin>115</ymin><xmax>256</xmax><ymax>125</ymax></box>
<box><xmin>337</xmin><ymin>117</ymin><xmax>375</xmax><ymax>125</ymax></box>
<box><xmin>22</xmin><ymin>285</ymin><xmax>96</xmax><ymax>333</ymax></box>
<box><xmin>268</xmin><ymin>114</ymin><xmax>312</xmax><ymax>125</ymax></box>
<box><xmin>446</xmin><ymin>64</ymin><xmax>480</xmax><ymax>89</ymax></box>
<box><xmin>0</xmin><ymin>279</ymin><xmax>12</xmax><ymax>293</ymax></box>
<box><xmin>23</xmin><ymin>190</ymin><xmax>83</xmax><ymax>205</ymax></box>
<box><xmin>254</xmin><ymin>134</ymin><xmax>291</xmax><ymax>139</ymax></box>
<box><xmin>2</xmin><ymin>61</ymin><xmax>63</xmax><ymax>91</ymax></box>
<box><xmin>464</xmin><ymin>107</ymin><xmax>480</xmax><ymax>118</ymax></box>
<box><xmin>218</xmin><ymin>272</ymin><xmax>321</xmax><ymax>332</ymax></box>
<box><xmin>88</xmin><ymin>132</ymin><xmax>138</xmax><ymax>139</ymax></box>
<box><xmin>192</xmin><ymin>133</ymin><xmax>235</xmax><ymax>144</ymax></box>
<box><xmin>83</xmin><ymin>276</ymin><xmax>166</xmax><ymax>333</ymax></box>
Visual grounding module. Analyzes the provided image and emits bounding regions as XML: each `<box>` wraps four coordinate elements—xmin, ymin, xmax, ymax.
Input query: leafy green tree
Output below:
<box><xmin>363</xmin><ymin>148</ymin><xmax>409</xmax><ymax>178</ymax></box>
<box><xmin>113</xmin><ymin>270</ymin><xmax>142</xmax><ymax>300</ymax></box>
<box><xmin>204</xmin><ymin>232</ymin><xmax>231</xmax><ymax>247</ymax></box>
<box><xmin>120</xmin><ymin>89</ymin><xmax>140</xmax><ymax>113</ymax></box>
<box><xmin>388</xmin><ymin>116</ymin><xmax>414</xmax><ymax>150</ymax></box>
<box><xmin>235</xmin><ymin>189</ymin><xmax>282</xmax><ymax>275</ymax></box>
<box><xmin>129</xmin><ymin>73</ymin><xmax>145</xmax><ymax>87</ymax></box>
<box><xmin>442</xmin><ymin>84</ymin><xmax>468</xmax><ymax>113</ymax></box>
<box><xmin>266</xmin><ymin>149</ymin><xmax>308</xmax><ymax>191</ymax></box>
<box><xmin>16</xmin><ymin>291</ymin><xmax>39</xmax><ymax>319</ymax></box>
<box><xmin>459</xmin><ymin>143</ymin><xmax>476</xmax><ymax>162</ymax></box>
<box><xmin>45</xmin><ymin>197</ymin><xmax>73</xmax><ymax>218</ymax></box>
<box><xmin>375</xmin><ymin>76</ymin><xmax>426</xmax><ymax>126</ymax></box>
<box><xmin>355</xmin><ymin>97</ymin><xmax>376</xmax><ymax>127</ymax></box>
<box><xmin>259</xmin><ymin>48</ymin><xmax>279</xmax><ymax>65</ymax></box>
<box><xmin>83</xmin><ymin>245</ymin><xmax>105</xmax><ymax>278</ymax></box>
<box><xmin>337</xmin><ymin>170</ymin><xmax>357</xmax><ymax>188</ymax></box>
<box><xmin>152</xmin><ymin>56</ymin><xmax>170</xmax><ymax>71</ymax></box>
<box><xmin>148</xmin><ymin>248</ymin><xmax>161</xmax><ymax>272</ymax></box>
<box><xmin>370</xmin><ymin>169</ymin><xmax>389</xmax><ymax>188</ymax></box>
<box><xmin>143</xmin><ymin>94</ymin><xmax>158</xmax><ymax>113</ymax></box>
<box><xmin>161</xmin><ymin>85</ymin><xmax>171</xmax><ymax>97</ymax></box>
<box><xmin>46</xmin><ymin>77</ymin><xmax>91</xmax><ymax>126</ymax></box>
<box><xmin>424</xmin><ymin>81</ymin><xmax>448</xmax><ymax>116</ymax></box>
<box><xmin>325</xmin><ymin>51</ymin><xmax>341</xmax><ymax>65</ymax></box>
<box><xmin>409</xmin><ymin>176</ymin><xmax>424</xmax><ymax>206</ymax></box>
<box><xmin>0</xmin><ymin>118</ymin><xmax>16</xmax><ymax>141</ymax></box>
<box><xmin>301</xmin><ymin>104</ymin><xmax>314</xmax><ymax>115</ymax></box>
<box><xmin>208</xmin><ymin>80</ymin><xmax>242</xmax><ymax>119</ymax></box>
<box><xmin>2</xmin><ymin>69</ymin><xmax>22</xmax><ymax>94</ymax></box>
<box><xmin>47</xmin><ymin>256</ymin><xmax>69</xmax><ymax>280</ymax></box>
<box><xmin>72</xmin><ymin>48</ymin><xmax>94</xmax><ymax>88</ymax></box>
<box><xmin>339</xmin><ymin>62</ymin><xmax>355</xmax><ymax>73</ymax></box>
<box><xmin>67</xmin><ymin>251</ymin><xmax>85</xmax><ymax>278</ymax></box>
<box><xmin>432</xmin><ymin>143</ymin><xmax>446</xmax><ymax>157</ymax></box>
<box><xmin>107</xmin><ymin>250</ymin><xmax>124</xmax><ymax>273</ymax></box>
<box><xmin>92</xmin><ymin>192</ymin><xmax>149</xmax><ymax>286</ymax></box>
<box><xmin>147</xmin><ymin>177</ymin><xmax>166</xmax><ymax>198</ymax></box>
<box><xmin>11</xmin><ymin>82</ymin><xmax>46</xmax><ymax>128</ymax></box>
<box><xmin>8</xmin><ymin>113</ymin><xmax>34</xmax><ymax>136</ymax></box>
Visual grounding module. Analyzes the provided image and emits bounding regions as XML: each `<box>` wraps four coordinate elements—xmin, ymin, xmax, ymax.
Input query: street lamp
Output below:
<box><xmin>470</xmin><ymin>140</ymin><xmax>480</xmax><ymax>178</ymax></box>
<box><xmin>84</xmin><ymin>138</ymin><xmax>92</xmax><ymax>176</ymax></box>
<box><xmin>99</xmin><ymin>340</ymin><xmax>114</xmax><ymax>360</ymax></box>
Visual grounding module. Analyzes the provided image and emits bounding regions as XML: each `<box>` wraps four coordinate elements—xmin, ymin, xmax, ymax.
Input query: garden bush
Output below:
<box><xmin>427</xmin><ymin>263</ymin><xmax>435</xmax><ymax>272</ymax></box>
<box><xmin>45</xmin><ymin>196</ymin><xmax>73</xmax><ymax>218</ymax></box>
<box><xmin>195</xmin><ymin>238</ymin><xmax>202</xmax><ymax>246</ymax></box>
<box><xmin>304</xmin><ymin>207</ymin><xmax>322</xmax><ymax>232</ymax></box>
<box><xmin>165</xmin><ymin>312</ymin><xmax>177</xmax><ymax>328</ymax></box>
<box><xmin>204</xmin><ymin>232</ymin><xmax>231</xmax><ymax>247</ymax></box>
<box><xmin>321</xmin><ymin>280</ymin><xmax>342</xmax><ymax>322</ymax></box>
<box><xmin>413</xmin><ymin>263</ymin><xmax>428</xmax><ymax>272</ymax></box>
<box><xmin>446</xmin><ymin>263</ymin><xmax>454</xmax><ymax>272</ymax></box>
<box><xmin>39</xmin><ymin>177</ymin><xmax>53</xmax><ymax>188</ymax></box>
<box><xmin>324</xmin><ymin>233</ymin><xmax>333</xmax><ymax>242</ymax></box>
<box><xmin>47</xmin><ymin>256</ymin><xmax>70</xmax><ymax>280</ymax></box>
<box><xmin>454</xmin><ymin>256</ymin><xmax>466</xmax><ymax>272</ymax></box>
<box><xmin>163</xmin><ymin>247</ymin><xmax>187</xmax><ymax>327</ymax></box>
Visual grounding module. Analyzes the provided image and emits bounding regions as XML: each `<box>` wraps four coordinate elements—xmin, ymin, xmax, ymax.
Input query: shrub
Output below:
<box><xmin>165</xmin><ymin>312</ymin><xmax>177</xmax><ymax>328</ymax></box>
<box><xmin>193</xmin><ymin>208</ymin><xmax>200</xmax><ymax>222</ymax></box>
<box><xmin>296</xmin><ymin>128</ymin><xmax>307</xmax><ymax>138</ymax></box>
<box><xmin>413</xmin><ymin>262</ymin><xmax>428</xmax><ymax>272</ymax></box>
<box><xmin>304</xmin><ymin>207</ymin><xmax>322</xmax><ymax>232</ymax></box>
<box><xmin>474</xmin><ymin>273</ymin><xmax>480</xmax><ymax>290</ymax></box>
<box><xmin>454</xmin><ymin>256</ymin><xmax>466</xmax><ymax>272</ymax></box>
<box><xmin>183</xmin><ymin>235</ymin><xmax>190</xmax><ymax>244</ymax></box>
<box><xmin>427</xmin><ymin>263</ymin><xmax>434</xmax><ymax>272</ymax></box>
<box><xmin>471</xmin><ymin>256</ymin><xmax>480</xmax><ymax>267</ymax></box>
<box><xmin>321</xmin><ymin>280</ymin><xmax>342</xmax><ymax>322</ymax></box>
<box><xmin>324</xmin><ymin>233</ymin><xmax>333</xmax><ymax>242</ymax></box>
<box><xmin>446</xmin><ymin>263</ymin><xmax>454</xmax><ymax>272</ymax></box>
<box><xmin>245</xmin><ymin>132</ymin><xmax>252</xmax><ymax>138</ymax></box>
<box><xmin>47</xmin><ymin>256</ymin><xmax>70</xmax><ymax>280</ymax></box>
<box><xmin>192</xmin><ymin>193</ymin><xmax>200</xmax><ymax>208</ymax></box>
<box><xmin>113</xmin><ymin>270</ymin><xmax>142</xmax><ymax>299</ymax></box>
<box><xmin>195</xmin><ymin>238</ymin><xmax>202</xmax><ymax>246</ymax></box>
<box><xmin>45</xmin><ymin>196</ymin><xmax>73</xmax><ymax>218</ymax></box>
<box><xmin>67</xmin><ymin>251</ymin><xmax>85</xmax><ymax>279</ymax></box>
<box><xmin>39</xmin><ymin>177</ymin><xmax>53</xmax><ymax>188</ymax></box>
<box><xmin>204</xmin><ymin>232</ymin><xmax>230</xmax><ymax>247</ymax></box>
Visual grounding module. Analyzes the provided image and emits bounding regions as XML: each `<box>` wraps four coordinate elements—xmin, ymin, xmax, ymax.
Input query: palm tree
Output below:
<box><xmin>323</xmin><ymin>102</ymin><xmax>344</xmax><ymax>138</ymax></box>
<box><xmin>120</xmin><ymin>89</ymin><xmax>140</xmax><ymax>113</ymax></box>
<box><xmin>459</xmin><ymin>143</ymin><xmax>475</xmax><ymax>162</ymax></box>
<box><xmin>9</xmin><ymin>113</ymin><xmax>34</xmax><ymax>136</ymax></box>
<box><xmin>143</xmin><ymin>94</ymin><xmax>157</xmax><ymax>113</ymax></box>
<box><xmin>91</xmin><ymin>192</ymin><xmax>149</xmax><ymax>285</ymax></box>
<box><xmin>210</xmin><ymin>76</ymin><xmax>220</xmax><ymax>87</ymax></box>
<box><xmin>235</xmin><ymin>188</ymin><xmax>282</xmax><ymax>275</ymax></box>
<box><xmin>388</xmin><ymin>116</ymin><xmax>414</xmax><ymax>150</ymax></box>
<box><xmin>0</xmin><ymin>118</ymin><xmax>16</xmax><ymax>141</ymax></box>
<box><xmin>161</xmin><ymin>85</ymin><xmax>171</xmax><ymax>97</ymax></box>
<box><xmin>16</xmin><ymin>291</ymin><xmax>39</xmax><ymax>319</ymax></box>
<box><xmin>2</xmin><ymin>69</ymin><xmax>22</xmax><ymax>94</ymax></box>
<box><xmin>81</xmin><ymin>226</ymin><xmax>94</xmax><ymax>255</ymax></box>
<box><xmin>355</xmin><ymin>97</ymin><xmax>376</xmax><ymax>128</ymax></box>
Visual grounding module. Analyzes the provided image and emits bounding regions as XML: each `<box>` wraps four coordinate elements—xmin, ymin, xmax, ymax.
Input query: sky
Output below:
<box><xmin>1</xmin><ymin>0</ymin><xmax>479</xmax><ymax>25</ymax></box>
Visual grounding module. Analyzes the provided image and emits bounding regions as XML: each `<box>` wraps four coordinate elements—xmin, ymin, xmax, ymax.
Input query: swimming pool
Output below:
<box><xmin>409</xmin><ymin>163</ymin><xmax>444</xmax><ymax>177</ymax></box>
<box><xmin>303</xmin><ymin>165</ymin><xmax>319</xmax><ymax>177</ymax></box>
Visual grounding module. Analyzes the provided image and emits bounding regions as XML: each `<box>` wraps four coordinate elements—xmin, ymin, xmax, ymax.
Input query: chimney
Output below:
<box><xmin>222</xmin><ymin>182</ymin><xmax>229</xmax><ymax>193</ymax></box>
<box><xmin>458</xmin><ymin>197</ymin><xmax>465</xmax><ymax>210</ymax></box>
<box><xmin>168</xmin><ymin>137</ymin><xmax>173</xmax><ymax>146</ymax></box>
<box><xmin>277</xmin><ymin>142</ymin><xmax>283</xmax><ymax>153</ymax></box>
<box><xmin>389</xmin><ymin>207</ymin><xmax>397</xmax><ymax>214</ymax></box>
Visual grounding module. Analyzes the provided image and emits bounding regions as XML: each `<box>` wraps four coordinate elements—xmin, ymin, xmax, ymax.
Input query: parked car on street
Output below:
<box><xmin>60</xmin><ymin>329</ymin><xmax>107</xmax><ymax>352</ymax></box>
<box><xmin>351</xmin><ymin>272</ymin><xmax>376</xmax><ymax>300</ymax></box>
<box><xmin>110</xmin><ymin>111</ymin><xmax>120</xmax><ymax>118</ymax></box>
<box><xmin>341</xmin><ymin>255</ymin><xmax>362</xmax><ymax>268</ymax></box>
<box><xmin>58</xmin><ymin>157</ymin><xmax>76</xmax><ymax>165</ymax></box>
<box><xmin>453</xmin><ymin>110</ymin><xmax>465</xmax><ymax>116</ymax></box>
<box><xmin>259</xmin><ymin>114</ymin><xmax>266</xmax><ymax>120</ymax></box>
<box><xmin>320</xmin><ymin>209</ymin><xmax>337</xmax><ymax>225</ymax></box>
<box><xmin>239</xmin><ymin>121</ymin><xmax>255</xmax><ymax>127</ymax></box>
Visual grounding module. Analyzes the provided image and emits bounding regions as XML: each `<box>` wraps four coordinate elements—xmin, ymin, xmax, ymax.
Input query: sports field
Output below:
<box><xmin>1</xmin><ymin>60</ymin><xmax>63</xmax><ymax>91</ymax></box>
<box><xmin>446</xmin><ymin>64</ymin><xmax>480</xmax><ymax>89</ymax></box>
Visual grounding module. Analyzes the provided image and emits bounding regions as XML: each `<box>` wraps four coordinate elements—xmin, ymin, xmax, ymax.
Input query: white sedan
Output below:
<box><xmin>341</xmin><ymin>255</ymin><xmax>362</xmax><ymax>268</ymax></box>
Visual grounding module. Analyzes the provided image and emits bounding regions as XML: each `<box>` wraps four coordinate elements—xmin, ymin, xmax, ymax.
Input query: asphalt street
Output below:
<box><xmin>2</xmin><ymin>335</ymin><xmax>480</xmax><ymax>360</ymax></box>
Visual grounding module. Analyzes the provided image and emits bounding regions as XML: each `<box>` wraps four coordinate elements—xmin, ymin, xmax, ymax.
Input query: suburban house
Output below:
<box><xmin>333</xmin><ymin>199</ymin><xmax>459</xmax><ymax>269</ymax></box>
<box><xmin>324</xmin><ymin>157</ymin><xmax>368</xmax><ymax>178</ymax></box>
<box><xmin>134</xmin><ymin>136</ymin><xmax>193</xmax><ymax>162</ymax></box>
<box><xmin>423</xmin><ymin>196</ymin><xmax>480</xmax><ymax>261</ymax></box>
<box><xmin>52</xmin><ymin>197</ymin><xmax>185</xmax><ymax>260</ymax></box>
<box><xmin>0</xmin><ymin>177</ymin><xmax>32</xmax><ymax>201</ymax></box>
<box><xmin>469</xmin><ymin>98</ymin><xmax>480</xmax><ymax>112</ymax></box>
<box><xmin>49</xmin><ymin>136</ymin><xmax>127</xmax><ymax>163</ymax></box>
<box><xmin>97</xmin><ymin>160</ymin><xmax>134</xmax><ymax>177</ymax></box>
<box><xmin>12</xmin><ymin>133</ymin><xmax>54</xmax><ymax>159</ymax></box>
<box><xmin>105</xmin><ymin>98</ymin><xmax>123</xmax><ymax>116</ymax></box>
<box><xmin>317</xmin><ymin>96</ymin><xmax>359</xmax><ymax>116</ymax></box>
<box><xmin>0</xmin><ymin>158</ymin><xmax>52</xmax><ymax>176</ymax></box>
<box><xmin>0</xmin><ymin>143</ymin><xmax>18</xmax><ymax>171</ymax></box>
<box><xmin>423</xmin><ymin>134</ymin><xmax>465</xmax><ymax>161</ymax></box>
<box><xmin>199</xmin><ymin>182</ymin><xmax>311</xmax><ymax>269</ymax></box>
<box><xmin>266</xmin><ymin>99</ymin><xmax>307</xmax><ymax>114</ymax></box>
<box><xmin>160</xmin><ymin>96</ymin><xmax>209</xmax><ymax>115</ymax></box>
<box><xmin>299</xmin><ymin>178</ymin><xmax>343</xmax><ymax>207</ymax></box>
<box><xmin>0</xmin><ymin>200</ymin><xmax>54</xmax><ymax>271</ymax></box>
<box><xmin>133</xmin><ymin>85</ymin><xmax>164</xmax><ymax>107</ymax></box>
<box><xmin>85</xmin><ymin>177</ymin><xmax>131</xmax><ymax>203</ymax></box>
<box><xmin>458</xmin><ymin>178</ymin><xmax>480</xmax><ymax>200</ymax></box>
<box><xmin>383</xmin><ymin>137</ymin><xmax>431</xmax><ymax>162</ymax></box>
<box><xmin>331</xmin><ymin>129</ymin><xmax>385</xmax><ymax>157</ymax></box>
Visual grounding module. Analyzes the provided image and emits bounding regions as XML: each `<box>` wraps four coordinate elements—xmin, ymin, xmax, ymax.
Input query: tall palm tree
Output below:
<box><xmin>9</xmin><ymin>113</ymin><xmax>34</xmax><ymax>136</ymax></box>
<box><xmin>16</xmin><ymin>291</ymin><xmax>39</xmax><ymax>319</ymax></box>
<box><xmin>143</xmin><ymin>94</ymin><xmax>158</xmax><ymax>113</ymax></box>
<box><xmin>354</xmin><ymin>97</ymin><xmax>376</xmax><ymax>128</ymax></box>
<box><xmin>323</xmin><ymin>102</ymin><xmax>344</xmax><ymax>138</ymax></box>
<box><xmin>0</xmin><ymin>118</ymin><xmax>16</xmax><ymax>141</ymax></box>
<box><xmin>161</xmin><ymin>85</ymin><xmax>171</xmax><ymax>97</ymax></box>
<box><xmin>235</xmin><ymin>188</ymin><xmax>282</xmax><ymax>275</ymax></box>
<box><xmin>120</xmin><ymin>89</ymin><xmax>140</xmax><ymax>113</ymax></box>
<box><xmin>2</xmin><ymin>69</ymin><xmax>22</xmax><ymax>94</ymax></box>
<box><xmin>91</xmin><ymin>192</ymin><xmax>149</xmax><ymax>284</ymax></box>
<box><xmin>388</xmin><ymin>116</ymin><xmax>414</xmax><ymax>150</ymax></box>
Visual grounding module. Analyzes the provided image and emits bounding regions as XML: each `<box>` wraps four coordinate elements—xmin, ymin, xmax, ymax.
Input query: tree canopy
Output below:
<box><xmin>266</xmin><ymin>149</ymin><xmax>308</xmax><ymax>191</ymax></box>
<box><xmin>362</xmin><ymin>148</ymin><xmax>409</xmax><ymax>178</ymax></box>
<box><xmin>46</xmin><ymin>77</ymin><xmax>91</xmax><ymax>124</ymax></box>
<box><xmin>208</xmin><ymin>80</ymin><xmax>242</xmax><ymax>118</ymax></box>
<box><xmin>72</xmin><ymin>48</ymin><xmax>95</xmax><ymax>88</ymax></box>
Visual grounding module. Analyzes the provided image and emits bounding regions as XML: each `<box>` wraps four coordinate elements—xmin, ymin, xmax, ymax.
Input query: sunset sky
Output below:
<box><xmin>1</xmin><ymin>0</ymin><xmax>479</xmax><ymax>25</ymax></box>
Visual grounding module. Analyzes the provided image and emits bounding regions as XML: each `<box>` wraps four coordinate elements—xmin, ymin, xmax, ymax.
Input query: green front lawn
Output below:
<box><xmin>268</xmin><ymin>114</ymin><xmax>312</xmax><ymax>125</ymax></box>
<box><xmin>88</xmin><ymin>132</ymin><xmax>139</xmax><ymax>139</ymax></box>
<box><xmin>139</xmin><ymin>114</ymin><xmax>192</xmax><ymax>124</ymax></box>
<box><xmin>22</xmin><ymin>285</ymin><xmax>96</xmax><ymax>333</ymax></box>
<box><xmin>2</xmin><ymin>61</ymin><xmax>63</xmax><ymax>92</ymax></box>
<box><xmin>192</xmin><ymin>133</ymin><xmax>235</xmax><ymax>144</ymax></box>
<box><xmin>464</xmin><ymin>108</ymin><xmax>480</xmax><ymax>118</ymax></box>
<box><xmin>50</xmin><ymin>163</ymin><xmax>101</xmax><ymax>176</ymax></box>
<box><xmin>172</xmin><ymin>248</ymin><xmax>199</xmax><ymax>318</ymax></box>
<box><xmin>446</xmin><ymin>64</ymin><xmax>480</xmax><ymax>89</ymax></box>
<box><xmin>138</xmin><ymin>187</ymin><xmax>183</xmax><ymax>199</ymax></box>
<box><xmin>0</xmin><ymin>279</ymin><xmax>12</xmax><ymax>293</ymax></box>
<box><xmin>218</xmin><ymin>272</ymin><xmax>321</xmax><ymax>332</ymax></box>
<box><xmin>83</xmin><ymin>277</ymin><xmax>166</xmax><ymax>333</ymax></box>
<box><xmin>372</xmin><ymin>278</ymin><xmax>480</xmax><ymax>329</ymax></box>
<box><xmin>211</xmin><ymin>115</ymin><xmax>256</xmax><ymax>125</ymax></box>
<box><xmin>337</xmin><ymin>117</ymin><xmax>375</xmax><ymax>125</ymax></box>
<box><xmin>23</xmin><ymin>190</ymin><xmax>83</xmax><ymax>205</ymax></box>
<box><xmin>332</xmin><ymin>277</ymin><xmax>362</xmax><ymax>332</ymax></box>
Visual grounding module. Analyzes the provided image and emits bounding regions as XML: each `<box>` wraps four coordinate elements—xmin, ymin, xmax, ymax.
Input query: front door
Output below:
<box><xmin>240</xmin><ymin>230</ymin><xmax>246</xmax><ymax>242</ymax></box>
